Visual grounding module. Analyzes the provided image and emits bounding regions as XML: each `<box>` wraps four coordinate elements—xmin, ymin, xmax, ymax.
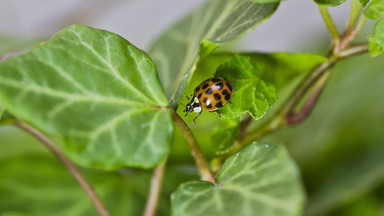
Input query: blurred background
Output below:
<box><xmin>0</xmin><ymin>0</ymin><xmax>383</xmax><ymax>216</ymax></box>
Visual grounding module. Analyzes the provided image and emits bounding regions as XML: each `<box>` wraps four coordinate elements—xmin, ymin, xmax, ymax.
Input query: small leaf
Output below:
<box><xmin>373</xmin><ymin>18</ymin><xmax>384</xmax><ymax>49</ymax></box>
<box><xmin>211</xmin><ymin>120</ymin><xmax>240</xmax><ymax>155</ymax></box>
<box><xmin>171</xmin><ymin>143</ymin><xmax>305</xmax><ymax>216</ymax></box>
<box><xmin>364</xmin><ymin>0</ymin><xmax>384</xmax><ymax>19</ymax></box>
<box><xmin>359</xmin><ymin>0</ymin><xmax>370</xmax><ymax>7</ymax></box>
<box><xmin>214</xmin><ymin>55</ymin><xmax>277</xmax><ymax>120</ymax></box>
<box><xmin>0</xmin><ymin>25</ymin><xmax>173</xmax><ymax>169</ymax></box>
<box><xmin>368</xmin><ymin>35</ymin><xmax>383</xmax><ymax>57</ymax></box>
<box><xmin>150</xmin><ymin>0</ymin><xmax>279</xmax><ymax>108</ymax></box>
<box><xmin>314</xmin><ymin>0</ymin><xmax>347</xmax><ymax>7</ymax></box>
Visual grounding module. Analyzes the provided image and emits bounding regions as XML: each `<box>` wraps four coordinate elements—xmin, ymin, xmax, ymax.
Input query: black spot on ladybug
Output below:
<box><xmin>202</xmin><ymin>83</ymin><xmax>209</xmax><ymax>89</ymax></box>
<box><xmin>204</xmin><ymin>97</ymin><xmax>209</xmax><ymax>103</ymax></box>
<box><xmin>206</xmin><ymin>88</ymin><xmax>213</xmax><ymax>95</ymax></box>
<box><xmin>207</xmin><ymin>104</ymin><xmax>212</xmax><ymax>109</ymax></box>
<box><xmin>222</xmin><ymin>89</ymin><xmax>228</xmax><ymax>95</ymax></box>
<box><xmin>211</xmin><ymin>78</ymin><xmax>220</xmax><ymax>82</ymax></box>
<box><xmin>216</xmin><ymin>82</ymin><xmax>223</xmax><ymax>90</ymax></box>
<box><xmin>225</xmin><ymin>93</ymin><xmax>231</xmax><ymax>101</ymax></box>
<box><xmin>226</xmin><ymin>82</ymin><xmax>233</xmax><ymax>92</ymax></box>
<box><xmin>215</xmin><ymin>101</ymin><xmax>223</xmax><ymax>108</ymax></box>
<box><xmin>197</xmin><ymin>93</ymin><xmax>202</xmax><ymax>99</ymax></box>
<box><xmin>193</xmin><ymin>102</ymin><xmax>201</xmax><ymax>108</ymax></box>
<box><xmin>214</xmin><ymin>93</ymin><xmax>221</xmax><ymax>101</ymax></box>
<box><xmin>195</xmin><ymin>86</ymin><xmax>200</xmax><ymax>92</ymax></box>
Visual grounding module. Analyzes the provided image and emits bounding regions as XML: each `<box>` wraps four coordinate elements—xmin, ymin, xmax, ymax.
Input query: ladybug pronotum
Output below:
<box><xmin>183</xmin><ymin>77</ymin><xmax>233</xmax><ymax>123</ymax></box>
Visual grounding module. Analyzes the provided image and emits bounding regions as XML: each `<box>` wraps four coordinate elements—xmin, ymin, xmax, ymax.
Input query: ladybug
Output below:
<box><xmin>183</xmin><ymin>77</ymin><xmax>233</xmax><ymax>123</ymax></box>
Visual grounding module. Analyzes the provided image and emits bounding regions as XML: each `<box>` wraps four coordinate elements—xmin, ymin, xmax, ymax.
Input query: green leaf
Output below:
<box><xmin>250</xmin><ymin>0</ymin><xmax>283</xmax><ymax>2</ymax></box>
<box><xmin>0</xmin><ymin>25</ymin><xmax>173</xmax><ymax>169</ymax></box>
<box><xmin>171</xmin><ymin>143</ymin><xmax>305</xmax><ymax>216</ymax></box>
<box><xmin>368</xmin><ymin>35</ymin><xmax>383</xmax><ymax>57</ymax></box>
<box><xmin>0</xmin><ymin>154</ymin><xmax>151</xmax><ymax>216</ymax></box>
<box><xmin>214</xmin><ymin>55</ymin><xmax>277</xmax><ymax>120</ymax></box>
<box><xmin>373</xmin><ymin>19</ymin><xmax>384</xmax><ymax>49</ymax></box>
<box><xmin>359</xmin><ymin>0</ymin><xmax>370</xmax><ymax>7</ymax></box>
<box><xmin>314</xmin><ymin>0</ymin><xmax>347</xmax><ymax>7</ymax></box>
<box><xmin>211</xmin><ymin>120</ymin><xmax>240</xmax><ymax>155</ymax></box>
<box><xmin>149</xmin><ymin>0</ymin><xmax>279</xmax><ymax>108</ymax></box>
<box><xmin>364</xmin><ymin>0</ymin><xmax>384</xmax><ymax>19</ymax></box>
<box><xmin>0</xmin><ymin>36</ymin><xmax>43</xmax><ymax>56</ymax></box>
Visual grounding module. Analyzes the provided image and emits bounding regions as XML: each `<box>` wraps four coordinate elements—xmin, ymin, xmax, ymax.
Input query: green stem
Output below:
<box><xmin>227</xmin><ymin>43</ymin><xmax>369</xmax><ymax>155</ymax></box>
<box><xmin>354</xmin><ymin>15</ymin><xmax>367</xmax><ymax>35</ymax></box>
<box><xmin>319</xmin><ymin>6</ymin><xmax>340</xmax><ymax>43</ymax></box>
<box><xmin>171</xmin><ymin>109</ymin><xmax>214</xmax><ymax>183</ymax></box>
<box><xmin>143</xmin><ymin>159</ymin><xmax>167</xmax><ymax>216</ymax></box>
<box><xmin>346</xmin><ymin>0</ymin><xmax>362</xmax><ymax>34</ymax></box>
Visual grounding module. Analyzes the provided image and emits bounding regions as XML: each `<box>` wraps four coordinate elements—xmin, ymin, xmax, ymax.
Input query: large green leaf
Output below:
<box><xmin>214</xmin><ymin>55</ymin><xmax>277</xmax><ymax>120</ymax></box>
<box><xmin>0</xmin><ymin>154</ymin><xmax>150</xmax><ymax>216</ymax></box>
<box><xmin>171</xmin><ymin>143</ymin><xmax>305</xmax><ymax>216</ymax></box>
<box><xmin>364</xmin><ymin>0</ymin><xmax>384</xmax><ymax>19</ymax></box>
<box><xmin>149</xmin><ymin>0</ymin><xmax>279</xmax><ymax>108</ymax></box>
<box><xmin>0</xmin><ymin>25</ymin><xmax>173</xmax><ymax>169</ymax></box>
<box><xmin>211</xmin><ymin>120</ymin><xmax>240</xmax><ymax>155</ymax></box>
<box><xmin>314</xmin><ymin>0</ymin><xmax>347</xmax><ymax>7</ymax></box>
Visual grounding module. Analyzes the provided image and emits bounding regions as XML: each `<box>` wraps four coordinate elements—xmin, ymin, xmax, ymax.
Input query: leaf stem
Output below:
<box><xmin>346</xmin><ymin>0</ymin><xmax>362</xmax><ymax>34</ymax></box>
<box><xmin>14</xmin><ymin>121</ymin><xmax>110</xmax><ymax>216</ymax></box>
<box><xmin>319</xmin><ymin>6</ymin><xmax>340</xmax><ymax>44</ymax></box>
<box><xmin>171</xmin><ymin>109</ymin><xmax>215</xmax><ymax>183</ymax></box>
<box><xmin>227</xmin><ymin>43</ymin><xmax>369</xmax><ymax>154</ymax></box>
<box><xmin>143</xmin><ymin>159</ymin><xmax>167</xmax><ymax>216</ymax></box>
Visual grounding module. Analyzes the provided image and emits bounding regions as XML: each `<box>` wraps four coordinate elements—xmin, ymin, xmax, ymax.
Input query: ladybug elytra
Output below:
<box><xmin>183</xmin><ymin>77</ymin><xmax>233</xmax><ymax>123</ymax></box>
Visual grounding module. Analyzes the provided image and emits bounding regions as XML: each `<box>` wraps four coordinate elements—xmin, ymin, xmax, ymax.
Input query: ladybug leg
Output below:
<box><xmin>193</xmin><ymin>110</ymin><xmax>203</xmax><ymax>124</ymax></box>
<box><xmin>228</xmin><ymin>100</ymin><xmax>233</xmax><ymax>106</ymax></box>
<box><xmin>215</xmin><ymin>111</ymin><xmax>221</xmax><ymax>118</ymax></box>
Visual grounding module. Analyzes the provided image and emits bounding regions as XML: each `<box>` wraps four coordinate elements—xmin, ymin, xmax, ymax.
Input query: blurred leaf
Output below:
<box><xmin>171</xmin><ymin>143</ymin><xmax>305</xmax><ymax>216</ymax></box>
<box><xmin>250</xmin><ymin>0</ymin><xmax>283</xmax><ymax>2</ymax></box>
<box><xmin>368</xmin><ymin>35</ymin><xmax>383</xmax><ymax>57</ymax></box>
<box><xmin>373</xmin><ymin>18</ymin><xmax>384</xmax><ymax>49</ymax></box>
<box><xmin>0</xmin><ymin>154</ymin><xmax>149</xmax><ymax>216</ymax></box>
<box><xmin>211</xmin><ymin>120</ymin><xmax>240</xmax><ymax>155</ymax></box>
<box><xmin>265</xmin><ymin>54</ymin><xmax>384</xmax><ymax>215</ymax></box>
<box><xmin>214</xmin><ymin>55</ymin><xmax>277</xmax><ymax>120</ymax></box>
<box><xmin>313</xmin><ymin>0</ymin><xmax>347</xmax><ymax>7</ymax></box>
<box><xmin>149</xmin><ymin>0</ymin><xmax>279</xmax><ymax>108</ymax></box>
<box><xmin>359</xmin><ymin>0</ymin><xmax>370</xmax><ymax>7</ymax></box>
<box><xmin>364</xmin><ymin>0</ymin><xmax>384</xmax><ymax>19</ymax></box>
<box><xmin>0</xmin><ymin>25</ymin><xmax>173</xmax><ymax>169</ymax></box>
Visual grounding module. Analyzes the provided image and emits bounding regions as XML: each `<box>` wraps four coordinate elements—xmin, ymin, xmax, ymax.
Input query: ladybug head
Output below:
<box><xmin>182</xmin><ymin>102</ymin><xmax>194</xmax><ymax>117</ymax></box>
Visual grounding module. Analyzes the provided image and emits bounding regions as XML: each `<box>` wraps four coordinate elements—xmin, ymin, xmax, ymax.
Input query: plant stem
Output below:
<box><xmin>346</xmin><ymin>0</ymin><xmax>361</xmax><ymax>34</ymax></box>
<box><xmin>319</xmin><ymin>6</ymin><xmax>340</xmax><ymax>43</ymax></box>
<box><xmin>143</xmin><ymin>160</ymin><xmax>167</xmax><ymax>216</ymax></box>
<box><xmin>354</xmin><ymin>15</ymin><xmax>366</xmax><ymax>35</ymax></box>
<box><xmin>171</xmin><ymin>109</ymin><xmax>215</xmax><ymax>183</ymax></box>
<box><xmin>14</xmin><ymin>121</ymin><xmax>109</xmax><ymax>216</ymax></box>
<box><xmin>228</xmin><ymin>43</ymin><xmax>369</xmax><ymax>154</ymax></box>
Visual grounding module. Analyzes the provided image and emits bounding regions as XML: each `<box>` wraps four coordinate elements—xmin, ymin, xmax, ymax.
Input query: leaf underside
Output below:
<box><xmin>171</xmin><ymin>143</ymin><xmax>305</xmax><ymax>216</ymax></box>
<box><xmin>314</xmin><ymin>0</ymin><xmax>347</xmax><ymax>7</ymax></box>
<box><xmin>149</xmin><ymin>0</ymin><xmax>279</xmax><ymax>108</ymax></box>
<box><xmin>0</xmin><ymin>25</ymin><xmax>173</xmax><ymax>169</ymax></box>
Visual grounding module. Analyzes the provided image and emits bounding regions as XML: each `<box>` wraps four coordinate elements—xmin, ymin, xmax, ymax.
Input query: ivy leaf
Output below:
<box><xmin>0</xmin><ymin>25</ymin><xmax>173</xmax><ymax>169</ymax></box>
<box><xmin>313</xmin><ymin>0</ymin><xmax>347</xmax><ymax>7</ymax></box>
<box><xmin>359</xmin><ymin>0</ymin><xmax>370</xmax><ymax>7</ymax></box>
<box><xmin>214</xmin><ymin>55</ymin><xmax>277</xmax><ymax>120</ymax></box>
<box><xmin>364</xmin><ymin>0</ymin><xmax>384</xmax><ymax>19</ymax></box>
<box><xmin>171</xmin><ymin>143</ymin><xmax>305</xmax><ymax>216</ymax></box>
<box><xmin>0</xmin><ymin>154</ymin><xmax>152</xmax><ymax>216</ymax></box>
<box><xmin>211</xmin><ymin>120</ymin><xmax>240</xmax><ymax>155</ymax></box>
<box><xmin>368</xmin><ymin>35</ymin><xmax>383</xmax><ymax>57</ymax></box>
<box><xmin>149</xmin><ymin>0</ymin><xmax>279</xmax><ymax>108</ymax></box>
<box><xmin>373</xmin><ymin>18</ymin><xmax>384</xmax><ymax>49</ymax></box>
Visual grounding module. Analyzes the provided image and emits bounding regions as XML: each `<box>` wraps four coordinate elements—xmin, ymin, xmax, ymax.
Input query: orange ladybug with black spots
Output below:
<box><xmin>183</xmin><ymin>77</ymin><xmax>233</xmax><ymax>123</ymax></box>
